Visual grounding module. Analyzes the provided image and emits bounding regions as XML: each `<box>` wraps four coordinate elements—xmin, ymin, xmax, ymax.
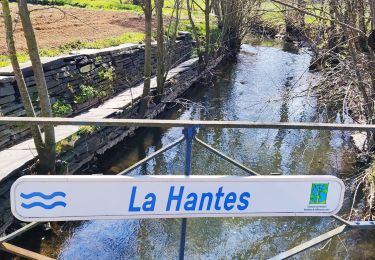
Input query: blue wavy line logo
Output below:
<box><xmin>20</xmin><ymin>191</ymin><xmax>67</xmax><ymax>210</ymax></box>
<box><xmin>21</xmin><ymin>191</ymin><xmax>66</xmax><ymax>200</ymax></box>
<box><xmin>21</xmin><ymin>201</ymin><xmax>67</xmax><ymax>209</ymax></box>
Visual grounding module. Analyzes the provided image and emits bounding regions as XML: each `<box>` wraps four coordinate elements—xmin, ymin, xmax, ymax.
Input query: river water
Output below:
<box><xmin>34</xmin><ymin>42</ymin><xmax>375</xmax><ymax>259</ymax></box>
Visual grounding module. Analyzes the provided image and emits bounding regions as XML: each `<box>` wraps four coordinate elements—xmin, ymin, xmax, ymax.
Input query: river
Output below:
<box><xmin>23</xmin><ymin>41</ymin><xmax>375</xmax><ymax>259</ymax></box>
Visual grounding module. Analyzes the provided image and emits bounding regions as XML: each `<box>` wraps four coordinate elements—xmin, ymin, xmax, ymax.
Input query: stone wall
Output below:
<box><xmin>0</xmin><ymin>32</ymin><xmax>192</xmax><ymax>150</ymax></box>
<box><xmin>57</xmin><ymin>59</ymin><xmax>200</xmax><ymax>174</ymax></box>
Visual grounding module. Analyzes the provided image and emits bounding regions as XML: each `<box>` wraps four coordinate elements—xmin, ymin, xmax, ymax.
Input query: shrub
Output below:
<box><xmin>52</xmin><ymin>100</ymin><xmax>73</xmax><ymax>117</ymax></box>
<box><xmin>98</xmin><ymin>67</ymin><xmax>115</xmax><ymax>82</ymax></box>
<box><xmin>55</xmin><ymin>138</ymin><xmax>70</xmax><ymax>154</ymax></box>
<box><xmin>78</xmin><ymin>125</ymin><xmax>97</xmax><ymax>135</ymax></box>
<box><xmin>74</xmin><ymin>85</ymin><xmax>97</xmax><ymax>104</ymax></box>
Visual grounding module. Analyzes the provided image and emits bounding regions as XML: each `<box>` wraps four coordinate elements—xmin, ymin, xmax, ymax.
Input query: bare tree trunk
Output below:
<box><xmin>327</xmin><ymin>0</ymin><xmax>338</xmax><ymax>50</ymax></box>
<box><xmin>140</xmin><ymin>0</ymin><xmax>152</xmax><ymax>116</ymax></box>
<box><xmin>335</xmin><ymin>3</ymin><xmax>372</xmax><ymax>123</ymax></box>
<box><xmin>270</xmin><ymin>0</ymin><xmax>364</xmax><ymax>34</ymax></box>
<box><xmin>219</xmin><ymin>0</ymin><xmax>244</xmax><ymax>58</ymax></box>
<box><xmin>357</xmin><ymin>0</ymin><xmax>368</xmax><ymax>51</ymax></box>
<box><xmin>370</xmin><ymin>0</ymin><xmax>375</xmax><ymax>30</ymax></box>
<box><xmin>204</xmin><ymin>0</ymin><xmax>210</xmax><ymax>64</ymax></box>
<box><xmin>187</xmin><ymin>0</ymin><xmax>204</xmax><ymax>64</ymax></box>
<box><xmin>18</xmin><ymin>0</ymin><xmax>56</xmax><ymax>174</ymax></box>
<box><xmin>166</xmin><ymin>0</ymin><xmax>182</xmax><ymax>43</ymax></box>
<box><xmin>164</xmin><ymin>0</ymin><xmax>182</xmax><ymax>80</ymax></box>
<box><xmin>366</xmin><ymin>0</ymin><xmax>375</xmax><ymax>99</ymax></box>
<box><xmin>155</xmin><ymin>0</ymin><xmax>165</xmax><ymax>99</ymax></box>
<box><xmin>212</xmin><ymin>0</ymin><xmax>222</xmax><ymax>28</ymax></box>
<box><xmin>297</xmin><ymin>0</ymin><xmax>306</xmax><ymax>29</ymax></box>
<box><xmin>283</xmin><ymin>0</ymin><xmax>294</xmax><ymax>36</ymax></box>
<box><xmin>1</xmin><ymin>0</ymin><xmax>45</xmax><ymax>156</ymax></box>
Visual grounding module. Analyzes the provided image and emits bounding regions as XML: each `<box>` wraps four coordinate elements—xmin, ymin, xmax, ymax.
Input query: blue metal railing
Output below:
<box><xmin>179</xmin><ymin>127</ymin><xmax>196</xmax><ymax>260</ymax></box>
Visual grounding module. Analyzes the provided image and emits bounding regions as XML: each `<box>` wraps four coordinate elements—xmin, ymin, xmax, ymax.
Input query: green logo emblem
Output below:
<box><xmin>309</xmin><ymin>183</ymin><xmax>329</xmax><ymax>204</ymax></box>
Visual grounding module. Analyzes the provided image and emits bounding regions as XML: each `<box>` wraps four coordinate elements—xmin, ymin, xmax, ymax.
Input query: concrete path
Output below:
<box><xmin>0</xmin><ymin>58</ymin><xmax>197</xmax><ymax>182</ymax></box>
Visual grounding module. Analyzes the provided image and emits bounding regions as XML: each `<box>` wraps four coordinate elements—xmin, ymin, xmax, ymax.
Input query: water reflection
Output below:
<box><xmin>56</xmin><ymin>44</ymin><xmax>373</xmax><ymax>259</ymax></box>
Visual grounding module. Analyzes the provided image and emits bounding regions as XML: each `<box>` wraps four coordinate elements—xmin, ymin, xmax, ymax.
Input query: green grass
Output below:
<box><xmin>32</xmin><ymin>0</ymin><xmax>203</xmax><ymax>14</ymax></box>
<box><xmin>260</xmin><ymin>1</ymin><xmax>322</xmax><ymax>28</ymax></box>
<box><xmin>24</xmin><ymin>0</ymin><xmax>142</xmax><ymax>12</ymax></box>
<box><xmin>0</xmin><ymin>53</ymin><xmax>29</xmax><ymax>67</ymax></box>
<box><xmin>0</xmin><ymin>32</ymin><xmax>145</xmax><ymax>68</ymax></box>
<box><xmin>259</xmin><ymin>2</ymin><xmax>285</xmax><ymax>27</ymax></box>
<box><xmin>243</xmin><ymin>35</ymin><xmax>283</xmax><ymax>48</ymax></box>
<box><xmin>163</xmin><ymin>0</ymin><xmax>216</xmax><ymax>42</ymax></box>
<box><xmin>82</xmin><ymin>32</ymin><xmax>145</xmax><ymax>48</ymax></box>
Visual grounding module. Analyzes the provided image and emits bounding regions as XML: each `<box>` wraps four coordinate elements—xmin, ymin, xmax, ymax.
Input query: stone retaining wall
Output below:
<box><xmin>0</xmin><ymin>32</ymin><xmax>192</xmax><ymax>149</ymax></box>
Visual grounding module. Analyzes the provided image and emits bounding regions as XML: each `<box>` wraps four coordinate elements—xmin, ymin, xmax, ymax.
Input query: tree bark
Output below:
<box><xmin>204</xmin><ymin>0</ymin><xmax>210</xmax><ymax>65</ymax></box>
<box><xmin>164</xmin><ymin>0</ymin><xmax>182</xmax><ymax>81</ymax></box>
<box><xmin>357</xmin><ymin>0</ymin><xmax>368</xmax><ymax>51</ymax></box>
<box><xmin>370</xmin><ymin>0</ymin><xmax>375</xmax><ymax>30</ymax></box>
<box><xmin>187</xmin><ymin>0</ymin><xmax>204</xmax><ymax>64</ymax></box>
<box><xmin>155</xmin><ymin>0</ymin><xmax>165</xmax><ymax>99</ymax></box>
<box><xmin>327</xmin><ymin>0</ymin><xmax>338</xmax><ymax>50</ymax></box>
<box><xmin>219</xmin><ymin>0</ymin><xmax>243</xmax><ymax>58</ymax></box>
<box><xmin>297</xmin><ymin>0</ymin><xmax>306</xmax><ymax>29</ymax></box>
<box><xmin>336</xmin><ymin>3</ymin><xmax>372</xmax><ymax>124</ymax></box>
<box><xmin>18</xmin><ymin>0</ymin><xmax>56</xmax><ymax>174</ymax></box>
<box><xmin>270</xmin><ymin>0</ymin><xmax>365</xmax><ymax>35</ymax></box>
<box><xmin>212</xmin><ymin>0</ymin><xmax>222</xmax><ymax>28</ymax></box>
<box><xmin>140</xmin><ymin>0</ymin><xmax>152</xmax><ymax>116</ymax></box>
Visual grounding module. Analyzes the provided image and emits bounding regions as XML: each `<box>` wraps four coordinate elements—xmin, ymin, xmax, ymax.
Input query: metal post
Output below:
<box><xmin>179</xmin><ymin>126</ymin><xmax>196</xmax><ymax>260</ymax></box>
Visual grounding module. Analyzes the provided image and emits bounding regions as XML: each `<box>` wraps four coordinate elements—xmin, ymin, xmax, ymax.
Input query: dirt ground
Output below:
<box><xmin>0</xmin><ymin>4</ymin><xmax>148</xmax><ymax>55</ymax></box>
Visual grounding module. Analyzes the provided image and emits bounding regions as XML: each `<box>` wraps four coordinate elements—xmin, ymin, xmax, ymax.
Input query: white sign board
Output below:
<box><xmin>11</xmin><ymin>175</ymin><xmax>345</xmax><ymax>222</ymax></box>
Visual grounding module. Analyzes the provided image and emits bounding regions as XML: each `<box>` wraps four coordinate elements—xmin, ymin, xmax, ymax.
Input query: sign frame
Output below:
<box><xmin>11</xmin><ymin>175</ymin><xmax>345</xmax><ymax>222</ymax></box>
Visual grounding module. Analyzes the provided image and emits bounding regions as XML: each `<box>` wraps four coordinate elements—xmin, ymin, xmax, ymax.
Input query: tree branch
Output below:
<box><xmin>270</xmin><ymin>0</ymin><xmax>366</xmax><ymax>36</ymax></box>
